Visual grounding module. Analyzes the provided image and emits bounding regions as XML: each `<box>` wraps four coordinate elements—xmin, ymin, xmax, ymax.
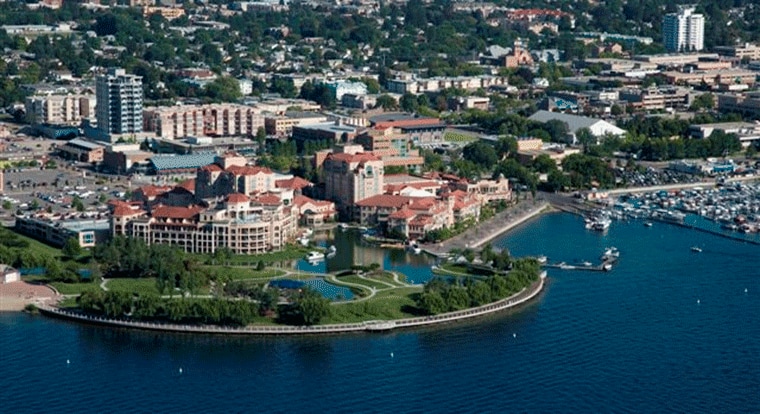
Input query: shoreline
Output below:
<box><xmin>36</xmin><ymin>274</ymin><xmax>545</xmax><ymax>336</ymax></box>
<box><xmin>422</xmin><ymin>200</ymin><xmax>550</xmax><ymax>257</ymax></box>
<box><xmin>0</xmin><ymin>281</ymin><xmax>59</xmax><ymax>312</ymax></box>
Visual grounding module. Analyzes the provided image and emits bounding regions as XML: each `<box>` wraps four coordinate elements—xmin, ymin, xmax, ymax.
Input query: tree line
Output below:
<box><xmin>92</xmin><ymin>236</ymin><xmax>207</xmax><ymax>296</ymax></box>
<box><xmin>416</xmin><ymin>258</ymin><xmax>541</xmax><ymax>315</ymax></box>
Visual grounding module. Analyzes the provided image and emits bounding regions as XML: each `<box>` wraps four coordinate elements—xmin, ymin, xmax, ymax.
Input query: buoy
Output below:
<box><xmin>179</xmin><ymin>368</ymin><xmax>183</xmax><ymax>374</ymax></box>
<box><xmin>390</xmin><ymin>352</ymin><xmax>394</xmax><ymax>358</ymax></box>
<box><xmin>66</xmin><ymin>359</ymin><xmax>70</xmax><ymax>365</ymax></box>
<box><xmin>513</xmin><ymin>333</ymin><xmax>517</xmax><ymax>338</ymax></box>
<box><xmin>745</xmin><ymin>288</ymin><xmax>748</xmax><ymax>293</ymax></box>
<box><xmin>697</xmin><ymin>299</ymin><xmax>700</xmax><ymax>304</ymax></box>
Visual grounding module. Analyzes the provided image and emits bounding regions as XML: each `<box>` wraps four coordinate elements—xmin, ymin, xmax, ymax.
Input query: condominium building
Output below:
<box><xmin>354</xmin><ymin>127</ymin><xmax>425</xmax><ymax>172</ymax></box>
<box><xmin>96</xmin><ymin>68</ymin><xmax>143</xmax><ymax>135</ymax></box>
<box><xmin>662</xmin><ymin>6</ymin><xmax>704</xmax><ymax>52</ymax></box>
<box><xmin>143</xmin><ymin>104</ymin><xmax>265</xmax><ymax>140</ymax></box>
<box><xmin>24</xmin><ymin>94</ymin><xmax>95</xmax><ymax>126</ymax></box>
<box><xmin>323</xmin><ymin>148</ymin><xmax>384</xmax><ymax>218</ymax></box>
<box><xmin>111</xmin><ymin>196</ymin><xmax>298</xmax><ymax>255</ymax></box>
<box><xmin>194</xmin><ymin>153</ymin><xmax>277</xmax><ymax>200</ymax></box>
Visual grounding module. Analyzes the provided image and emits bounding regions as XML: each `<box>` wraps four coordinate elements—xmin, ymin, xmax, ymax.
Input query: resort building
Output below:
<box><xmin>354</xmin><ymin>127</ymin><xmax>425</xmax><ymax>172</ymax></box>
<box><xmin>451</xmin><ymin>177</ymin><xmax>512</xmax><ymax>204</ymax></box>
<box><xmin>292</xmin><ymin>195</ymin><xmax>337</xmax><ymax>226</ymax></box>
<box><xmin>111</xmin><ymin>195</ymin><xmax>298</xmax><ymax>255</ymax></box>
<box><xmin>323</xmin><ymin>149</ymin><xmax>384</xmax><ymax>219</ymax></box>
<box><xmin>195</xmin><ymin>154</ymin><xmax>278</xmax><ymax>200</ymax></box>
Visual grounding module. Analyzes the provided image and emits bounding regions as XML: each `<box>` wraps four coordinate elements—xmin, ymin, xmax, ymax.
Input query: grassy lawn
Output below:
<box><xmin>57</xmin><ymin>297</ymin><xmax>79</xmax><ymax>308</ymax></box>
<box><xmin>204</xmin><ymin>266</ymin><xmax>287</xmax><ymax>281</ymax></box>
<box><xmin>106</xmin><ymin>278</ymin><xmax>160</xmax><ymax>295</ymax></box>
<box><xmin>336</xmin><ymin>274</ymin><xmax>389</xmax><ymax>290</ymax></box>
<box><xmin>204</xmin><ymin>245</ymin><xmax>311</xmax><ymax>266</ymax></box>
<box><xmin>49</xmin><ymin>281</ymin><xmax>100</xmax><ymax>295</ymax></box>
<box><xmin>325</xmin><ymin>290</ymin><xmax>420</xmax><ymax>323</ymax></box>
<box><xmin>366</xmin><ymin>271</ymin><xmax>404</xmax><ymax>286</ymax></box>
<box><xmin>4</xmin><ymin>228</ymin><xmax>63</xmax><ymax>259</ymax></box>
<box><xmin>443</xmin><ymin>131</ymin><xmax>477</xmax><ymax>143</ymax></box>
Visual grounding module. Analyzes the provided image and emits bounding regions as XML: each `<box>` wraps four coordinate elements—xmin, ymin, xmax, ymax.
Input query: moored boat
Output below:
<box><xmin>305</xmin><ymin>251</ymin><xmax>325</xmax><ymax>262</ymax></box>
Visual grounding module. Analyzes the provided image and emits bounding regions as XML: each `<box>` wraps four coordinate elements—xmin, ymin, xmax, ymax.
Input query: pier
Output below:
<box><xmin>542</xmin><ymin>248</ymin><xmax>619</xmax><ymax>272</ymax></box>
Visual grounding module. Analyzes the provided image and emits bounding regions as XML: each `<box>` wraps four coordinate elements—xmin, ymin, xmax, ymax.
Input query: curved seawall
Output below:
<box><xmin>38</xmin><ymin>274</ymin><xmax>545</xmax><ymax>335</ymax></box>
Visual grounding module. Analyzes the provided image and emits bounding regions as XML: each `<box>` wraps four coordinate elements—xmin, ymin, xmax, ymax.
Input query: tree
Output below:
<box><xmin>543</xmin><ymin>120</ymin><xmax>570</xmax><ymax>142</ymax></box>
<box><xmin>71</xmin><ymin>197</ymin><xmax>84</xmax><ymax>212</ymax></box>
<box><xmin>532</xmin><ymin>154</ymin><xmax>557</xmax><ymax>173</ymax></box>
<box><xmin>204</xmin><ymin>76</ymin><xmax>242</xmax><ymax>102</ymax></box>
<box><xmin>293</xmin><ymin>288</ymin><xmax>331</xmax><ymax>325</ymax></box>
<box><xmin>495</xmin><ymin>137</ymin><xmax>518</xmax><ymax>159</ymax></box>
<box><xmin>417</xmin><ymin>290</ymin><xmax>446</xmax><ymax>315</ymax></box>
<box><xmin>255</xmin><ymin>127</ymin><xmax>266</xmax><ymax>146</ymax></box>
<box><xmin>400</xmin><ymin>93</ymin><xmax>419</xmax><ymax>112</ymax></box>
<box><xmin>375</xmin><ymin>94</ymin><xmax>398</xmax><ymax>110</ymax></box>
<box><xmin>62</xmin><ymin>237</ymin><xmax>82</xmax><ymax>259</ymax></box>
<box><xmin>462</xmin><ymin>141</ymin><xmax>498</xmax><ymax>171</ymax></box>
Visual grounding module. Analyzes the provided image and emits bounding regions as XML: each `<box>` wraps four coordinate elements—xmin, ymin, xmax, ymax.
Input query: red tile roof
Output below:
<box><xmin>326</xmin><ymin>152</ymin><xmax>380</xmax><ymax>164</ymax></box>
<box><xmin>226</xmin><ymin>165</ymin><xmax>273</xmax><ymax>176</ymax></box>
<box><xmin>276</xmin><ymin>176</ymin><xmax>312</xmax><ymax>190</ymax></box>
<box><xmin>177</xmin><ymin>179</ymin><xmax>195</xmax><ymax>194</ymax></box>
<box><xmin>293</xmin><ymin>195</ymin><xmax>333</xmax><ymax>208</ymax></box>
<box><xmin>151</xmin><ymin>205</ymin><xmax>203</xmax><ymax>220</ymax></box>
<box><xmin>226</xmin><ymin>193</ymin><xmax>249</xmax><ymax>204</ymax></box>
<box><xmin>136</xmin><ymin>185</ymin><xmax>173</xmax><ymax>198</ymax></box>
<box><xmin>112</xmin><ymin>202</ymin><xmax>143</xmax><ymax>217</ymax></box>
<box><xmin>355</xmin><ymin>194</ymin><xmax>411</xmax><ymax>208</ymax></box>
<box><xmin>251</xmin><ymin>194</ymin><xmax>282</xmax><ymax>206</ymax></box>
<box><xmin>200</xmin><ymin>164</ymin><xmax>223</xmax><ymax>172</ymax></box>
<box><xmin>388</xmin><ymin>207</ymin><xmax>417</xmax><ymax>220</ymax></box>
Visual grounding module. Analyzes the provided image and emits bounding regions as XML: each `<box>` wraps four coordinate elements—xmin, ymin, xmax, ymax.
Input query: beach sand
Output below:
<box><xmin>0</xmin><ymin>281</ymin><xmax>59</xmax><ymax>311</ymax></box>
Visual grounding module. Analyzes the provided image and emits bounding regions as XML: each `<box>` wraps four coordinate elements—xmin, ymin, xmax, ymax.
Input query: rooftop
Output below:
<box><xmin>150</xmin><ymin>153</ymin><xmax>218</xmax><ymax>171</ymax></box>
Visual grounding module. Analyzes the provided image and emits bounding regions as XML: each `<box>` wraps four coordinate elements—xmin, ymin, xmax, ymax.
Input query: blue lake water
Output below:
<box><xmin>2</xmin><ymin>212</ymin><xmax>760</xmax><ymax>413</ymax></box>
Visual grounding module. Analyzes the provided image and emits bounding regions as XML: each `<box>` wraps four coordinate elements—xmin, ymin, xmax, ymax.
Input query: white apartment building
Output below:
<box><xmin>96</xmin><ymin>68</ymin><xmax>143</xmax><ymax>135</ymax></box>
<box><xmin>663</xmin><ymin>6</ymin><xmax>704</xmax><ymax>52</ymax></box>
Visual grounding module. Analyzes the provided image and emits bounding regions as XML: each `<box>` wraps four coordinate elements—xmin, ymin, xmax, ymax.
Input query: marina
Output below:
<box><xmin>542</xmin><ymin>247</ymin><xmax>619</xmax><ymax>272</ymax></box>
<box><xmin>578</xmin><ymin>180</ymin><xmax>760</xmax><ymax>245</ymax></box>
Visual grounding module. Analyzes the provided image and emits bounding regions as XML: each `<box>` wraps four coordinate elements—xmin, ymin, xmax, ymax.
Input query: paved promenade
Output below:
<box><xmin>422</xmin><ymin>199</ymin><xmax>550</xmax><ymax>257</ymax></box>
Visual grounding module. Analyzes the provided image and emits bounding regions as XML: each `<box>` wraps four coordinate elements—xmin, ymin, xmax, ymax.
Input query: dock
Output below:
<box><xmin>542</xmin><ymin>249</ymin><xmax>619</xmax><ymax>272</ymax></box>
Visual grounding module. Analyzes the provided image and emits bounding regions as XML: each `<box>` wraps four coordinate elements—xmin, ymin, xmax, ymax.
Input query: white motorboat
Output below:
<box><xmin>305</xmin><ymin>251</ymin><xmax>325</xmax><ymax>262</ymax></box>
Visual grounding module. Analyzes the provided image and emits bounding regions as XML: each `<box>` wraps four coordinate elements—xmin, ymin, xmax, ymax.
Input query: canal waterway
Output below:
<box><xmin>2</xmin><ymin>212</ymin><xmax>759</xmax><ymax>413</ymax></box>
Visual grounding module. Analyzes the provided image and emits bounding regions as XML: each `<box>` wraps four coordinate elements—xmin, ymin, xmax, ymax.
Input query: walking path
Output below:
<box><xmin>422</xmin><ymin>200</ymin><xmax>550</xmax><ymax>257</ymax></box>
<box><xmin>37</xmin><ymin>274</ymin><xmax>545</xmax><ymax>335</ymax></box>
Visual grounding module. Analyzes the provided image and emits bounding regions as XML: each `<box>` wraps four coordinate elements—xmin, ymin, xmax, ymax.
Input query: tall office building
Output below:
<box><xmin>96</xmin><ymin>68</ymin><xmax>143</xmax><ymax>135</ymax></box>
<box><xmin>663</xmin><ymin>6</ymin><xmax>705</xmax><ymax>52</ymax></box>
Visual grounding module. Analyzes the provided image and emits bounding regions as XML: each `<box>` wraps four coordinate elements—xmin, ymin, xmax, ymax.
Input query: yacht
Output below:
<box><xmin>305</xmin><ymin>251</ymin><xmax>325</xmax><ymax>262</ymax></box>
<box><xmin>591</xmin><ymin>218</ymin><xmax>611</xmax><ymax>231</ymax></box>
<box><xmin>644</xmin><ymin>222</ymin><xmax>653</xmax><ymax>227</ymax></box>
<box><xmin>690</xmin><ymin>246</ymin><xmax>702</xmax><ymax>253</ymax></box>
<box><xmin>326</xmin><ymin>245</ymin><xmax>337</xmax><ymax>258</ymax></box>
<box><xmin>338</xmin><ymin>223</ymin><xmax>348</xmax><ymax>231</ymax></box>
<box><xmin>407</xmin><ymin>241</ymin><xmax>422</xmax><ymax>255</ymax></box>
